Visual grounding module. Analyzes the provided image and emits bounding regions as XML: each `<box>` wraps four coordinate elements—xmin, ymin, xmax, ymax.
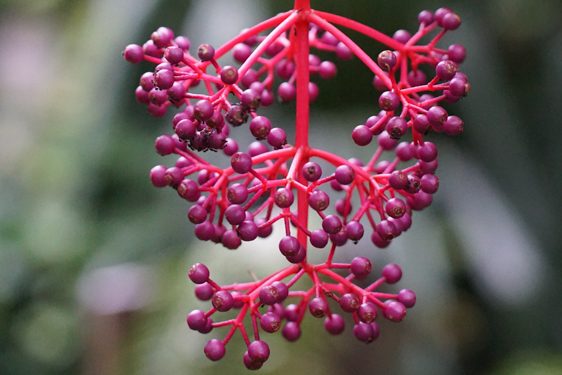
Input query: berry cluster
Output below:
<box><xmin>124</xmin><ymin>1</ymin><xmax>467</xmax><ymax>369</ymax></box>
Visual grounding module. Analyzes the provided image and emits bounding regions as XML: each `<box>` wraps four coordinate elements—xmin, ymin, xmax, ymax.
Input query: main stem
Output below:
<box><xmin>294</xmin><ymin>0</ymin><xmax>311</xmax><ymax>249</ymax></box>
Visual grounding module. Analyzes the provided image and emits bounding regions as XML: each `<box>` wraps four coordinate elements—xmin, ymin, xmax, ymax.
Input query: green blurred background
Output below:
<box><xmin>1</xmin><ymin>0</ymin><xmax>561</xmax><ymax>374</ymax></box>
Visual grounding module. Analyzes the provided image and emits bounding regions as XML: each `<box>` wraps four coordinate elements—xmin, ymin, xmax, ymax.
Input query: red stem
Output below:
<box><xmin>294</xmin><ymin>5</ymin><xmax>311</xmax><ymax>249</ymax></box>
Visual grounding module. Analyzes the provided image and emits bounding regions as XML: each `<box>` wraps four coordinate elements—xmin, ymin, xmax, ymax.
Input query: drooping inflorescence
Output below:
<box><xmin>124</xmin><ymin>1</ymin><xmax>467</xmax><ymax>370</ymax></box>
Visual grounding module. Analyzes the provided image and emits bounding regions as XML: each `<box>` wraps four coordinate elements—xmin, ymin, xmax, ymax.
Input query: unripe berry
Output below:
<box><xmin>150</xmin><ymin>165</ymin><xmax>168</xmax><ymax>188</ymax></box>
<box><xmin>260</xmin><ymin>312</ymin><xmax>281</xmax><ymax>333</ymax></box>
<box><xmin>379</xmin><ymin>91</ymin><xmax>400</xmax><ymax>111</ymax></box>
<box><xmin>231</xmin><ymin>152</ymin><xmax>253</xmax><ymax>174</ymax></box>
<box><xmin>164</xmin><ymin>46</ymin><xmax>184</xmax><ymax>64</ymax></box>
<box><xmin>353</xmin><ymin>322</ymin><xmax>376</xmax><ymax>343</ymax></box>
<box><xmin>195</xmin><ymin>283</ymin><xmax>213</xmax><ymax>301</ymax></box>
<box><xmin>309</xmin><ymin>297</ymin><xmax>329</xmax><ymax>318</ymax></box>
<box><xmin>189</xmin><ymin>263</ymin><xmax>210</xmax><ymax>284</ymax></box>
<box><xmin>398</xmin><ymin>289</ymin><xmax>417</xmax><ymax>308</ymax></box>
<box><xmin>282</xmin><ymin>322</ymin><xmax>301</xmax><ymax>341</ymax></box>
<box><xmin>340</xmin><ymin>293</ymin><xmax>360</xmax><ymax>313</ymax></box>
<box><xmin>220</xmin><ymin>65</ymin><xmax>239</xmax><ymax>85</ymax></box>
<box><xmin>274</xmin><ymin>188</ymin><xmax>294</xmax><ymax>208</ymax></box>
<box><xmin>352</xmin><ymin>125</ymin><xmax>373</xmax><ymax>146</ymax></box>
<box><xmin>310</xmin><ymin>229</ymin><xmax>329</xmax><ymax>248</ymax></box>
<box><xmin>212</xmin><ymin>291</ymin><xmax>234</xmax><ymax>312</ymax></box>
<box><xmin>309</xmin><ymin>190</ymin><xmax>330</xmax><ymax>211</ymax></box>
<box><xmin>350</xmin><ymin>257</ymin><xmax>372</xmax><ymax>279</ymax></box>
<box><xmin>249</xmin><ymin>116</ymin><xmax>271</xmax><ymax>139</ymax></box>
<box><xmin>301</xmin><ymin>162</ymin><xmax>322</xmax><ymax>182</ymax></box>
<box><xmin>324</xmin><ymin>314</ymin><xmax>345</xmax><ymax>335</ymax></box>
<box><xmin>278</xmin><ymin>82</ymin><xmax>296</xmax><ymax>102</ymax></box>
<box><xmin>436</xmin><ymin>60</ymin><xmax>458</xmax><ymax>81</ymax></box>
<box><xmin>204</xmin><ymin>339</ymin><xmax>225</xmax><ymax>361</ymax></box>
<box><xmin>197</xmin><ymin>43</ymin><xmax>215</xmax><ymax>61</ymax></box>
<box><xmin>319</xmin><ymin>61</ymin><xmax>337</xmax><ymax>79</ymax></box>
<box><xmin>257</xmin><ymin>285</ymin><xmax>280</xmax><ymax>307</ymax></box>
<box><xmin>382</xmin><ymin>263</ymin><xmax>402</xmax><ymax>284</ymax></box>
<box><xmin>322</xmin><ymin>215</ymin><xmax>342</xmax><ymax>235</ymax></box>
<box><xmin>386</xmin><ymin>198</ymin><xmax>407</xmax><ymax>219</ymax></box>
<box><xmin>346</xmin><ymin>221</ymin><xmax>364</xmax><ymax>242</ymax></box>
<box><xmin>267</xmin><ymin>128</ymin><xmax>287</xmax><ymax>148</ymax></box>
<box><xmin>357</xmin><ymin>302</ymin><xmax>378</xmax><ymax>323</ymax></box>
<box><xmin>123</xmin><ymin>44</ymin><xmax>144</xmax><ymax>64</ymax></box>
<box><xmin>222</xmin><ymin>229</ymin><xmax>242</xmax><ymax>249</ymax></box>
<box><xmin>384</xmin><ymin>301</ymin><xmax>407</xmax><ymax>322</ymax></box>
<box><xmin>279</xmin><ymin>236</ymin><xmax>300</xmax><ymax>257</ymax></box>
<box><xmin>335</xmin><ymin>165</ymin><xmax>355</xmax><ymax>185</ymax></box>
<box><xmin>378</xmin><ymin>50</ymin><xmax>397</xmax><ymax>71</ymax></box>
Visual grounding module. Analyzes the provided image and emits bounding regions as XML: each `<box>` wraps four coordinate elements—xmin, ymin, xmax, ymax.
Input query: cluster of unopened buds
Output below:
<box><xmin>124</xmin><ymin>1</ymin><xmax>468</xmax><ymax>370</ymax></box>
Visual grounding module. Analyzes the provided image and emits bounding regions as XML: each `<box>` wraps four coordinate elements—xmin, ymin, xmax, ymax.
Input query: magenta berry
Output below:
<box><xmin>189</xmin><ymin>263</ymin><xmax>209</xmax><ymax>284</ymax></box>
<box><xmin>220</xmin><ymin>65</ymin><xmax>239</xmax><ymax>85</ymax></box>
<box><xmin>385</xmin><ymin>198</ymin><xmax>406</xmax><ymax>219</ymax></box>
<box><xmin>195</xmin><ymin>283</ymin><xmax>214</xmax><ymax>301</ymax></box>
<box><xmin>357</xmin><ymin>302</ymin><xmax>378</xmax><ymax>323</ymax></box>
<box><xmin>310</xmin><ymin>229</ymin><xmax>329</xmax><ymax>248</ymax></box>
<box><xmin>204</xmin><ymin>339</ymin><xmax>225</xmax><ymax>361</ymax></box>
<box><xmin>386</xmin><ymin>116</ymin><xmax>408</xmax><ymax>139</ymax></box>
<box><xmin>278</xmin><ymin>82</ymin><xmax>296</xmax><ymax>102</ymax></box>
<box><xmin>346</xmin><ymin>221</ymin><xmax>364</xmax><ymax>242</ymax></box>
<box><xmin>309</xmin><ymin>297</ymin><xmax>329</xmax><ymax>318</ymax></box>
<box><xmin>309</xmin><ymin>190</ymin><xmax>330</xmax><ymax>211</ymax></box>
<box><xmin>398</xmin><ymin>289</ymin><xmax>417</xmax><ymax>308</ymax></box>
<box><xmin>260</xmin><ymin>312</ymin><xmax>281</xmax><ymax>333</ymax></box>
<box><xmin>282</xmin><ymin>322</ymin><xmax>301</xmax><ymax>342</ymax></box>
<box><xmin>274</xmin><ymin>188</ymin><xmax>294</xmax><ymax>208</ymax></box>
<box><xmin>378</xmin><ymin>50</ymin><xmax>397</xmax><ymax>71</ymax></box>
<box><xmin>187</xmin><ymin>310</ymin><xmax>207</xmax><ymax>331</ymax></box>
<box><xmin>279</xmin><ymin>236</ymin><xmax>300</xmax><ymax>256</ymax></box>
<box><xmin>212</xmin><ymin>291</ymin><xmax>234</xmax><ymax>312</ymax></box>
<box><xmin>384</xmin><ymin>301</ymin><xmax>407</xmax><ymax>322</ymax></box>
<box><xmin>249</xmin><ymin>116</ymin><xmax>271</xmax><ymax>139</ymax></box>
<box><xmin>352</xmin><ymin>125</ymin><xmax>373</xmax><ymax>146</ymax></box>
<box><xmin>335</xmin><ymin>165</ymin><xmax>355</xmax><ymax>185</ymax></box>
<box><xmin>340</xmin><ymin>293</ymin><xmax>360</xmax><ymax>313</ymax></box>
<box><xmin>436</xmin><ymin>60</ymin><xmax>458</xmax><ymax>81</ymax></box>
<box><xmin>259</xmin><ymin>285</ymin><xmax>279</xmax><ymax>306</ymax></box>
<box><xmin>197</xmin><ymin>43</ymin><xmax>215</xmax><ymax>61</ymax></box>
<box><xmin>379</xmin><ymin>91</ymin><xmax>400</xmax><ymax>111</ymax></box>
<box><xmin>350</xmin><ymin>257</ymin><xmax>372</xmax><ymax>279</ymax></box>
<box><xmin>319</xmin><ymin>61</ymin><xmax>337</xmax><ymax>79</ymax></box>
<box><xmin>302</xmin><ymin>161</ymin><xmax>322</xmax><ymax>182</ymax></box>
<box><xmin>353</xmin><ymin>322</ymin><xmax>376</xmax><ymax>343</ymax></box>
<box><xmin>285</xmin><ymin>245</ymin><xmax>306</xmax><ymax>263</ymax></box>
<box><xmin>382</xmin><ymin>263</ymin><xmax>402</xmax><ymax>284</ymax></box>
<box><xmin>322</xmin><ymin>215</ymin><xmax>342</xmax><ymax>234</ymax></box>
<box><xmin>123</xmin><ymin>44</ymin><xmax>144</xmax><ymax>64</ymax></box>
<box><xmin>324</xmin><ymin>314</ymin><xmax>345</xmax><ymax>335</ymax></box>
<box><xmin>231</xmin><ymin>152</ymin><xmax>253</xmax><ymax>174</ymax></box>
<box><xmin>266</xmin><ymin>128</ymin><xmax>286</xmax><ymax>148</ymax></box>
<box><xmin>444</xmin><ymin>115</ymin><xmax>464</xmax><ymax>135</ymax></box>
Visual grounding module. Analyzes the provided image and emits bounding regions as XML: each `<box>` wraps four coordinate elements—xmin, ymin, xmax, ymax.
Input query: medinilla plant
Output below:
<box><xmin>123</xmin><ymin>0</ymin><xmax>467</xmax><ymax>369</ymax></box>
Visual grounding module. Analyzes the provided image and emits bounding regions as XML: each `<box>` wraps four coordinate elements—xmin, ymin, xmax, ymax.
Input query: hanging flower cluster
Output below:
<box><xmin>124</xmin><ymin>1</ymin><xmax>467</xmax><ymax>369</ymax></box>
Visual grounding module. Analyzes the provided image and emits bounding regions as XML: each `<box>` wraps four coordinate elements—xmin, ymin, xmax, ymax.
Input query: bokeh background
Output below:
<box><xmin>1</xmin><ymin>0</ymin><xmax>562</xmax><ymax>374</ymax></box>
